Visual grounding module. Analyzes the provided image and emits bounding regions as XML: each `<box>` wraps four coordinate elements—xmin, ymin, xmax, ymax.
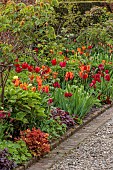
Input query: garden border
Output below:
<box><xmin>15</xmin><ymin>102</ymin><xmax>113</xmax><ymax>170</ymax></box>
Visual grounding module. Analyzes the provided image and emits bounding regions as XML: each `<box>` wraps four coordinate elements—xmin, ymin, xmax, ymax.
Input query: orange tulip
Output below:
<box><xmin>31</xmin><ymin>87</ymin><xmax>36</xmax><ymax>92</ymax></box>
<box><xmin>42</xmin><ymin>65</ymin><xmax>46</xmax><ymax>70</ymax></box>
<box><xmin>64</xmin><ymin>56</ymin><xmax>69</xmax><ymax>61</ymax></box>
<box><xmin>69</xmin><ymin>72</ymin><xmax>74</xmax><ymax>79</ymax></box>
<box><xmin>80</xmin><ymin>65</ymin><xmax>90</xmax><ymax>72</ymax></box>
<box><xmin>79</xmin><ymin>71</ymin><xmax>88</xmax><ymax>79</ymax></box>
<box><xmin>14</xmin><ymin>79</ymin><xmax>20</xmax><ymax>87</ymax></box>
<box><xmin>86</xmin><ymin>65</ymin><xmax>90</xmax><ymax>72</ymax></box>
<box><xmin>42</xmin><ymin>85</ymin><xmax>49</xmax><ymax>93</ymax></box>
<box><xmin>20</xmin><ymin>83</ymin><xmax>28</xmax><ymax>90</ymax></box>
<box><xmin>38</xmin><ymin>85</ymin><xmax>42</xmax><ymax>91</ymax></box>
<box><xmin>29</xmin><ymin>74</ymin><xmax>34</xmax><ymax>81</ymax></box>
<box><xmin>36</xmin><ymin>76</ymin><xmax>42</xmax><ymax>85</ymax></box>
<box><xmin>82</xmin><ymin>46</ymin><xmax>86</xmax><ymax>51</ymax></box>
<box><xmin>102</xmin><ymin>60</ymin><xmax>106</xmax><ymax>64</ymax></box>
<box><xmin>72</xmin><ymin>50</ymin><xmax>75</xmax><ymax>54</ymax></box>
<box><xmin>65</xmin><ymin>72</ymin><xmax>74</xmax><ymax>81</ymax></box>
<box><xmin>77</xmin><ymin>48</ymin><xmax>81</xmax><ymax>53</ymax></box>
<box><xmin>53</xmin><ymin>72</ymin><xmax>58</xmax><ymax>79</ymax></box>
<box><xmin>58</xmin><ymin>51</ymin><xmax>63</xmax><ymax>55</ymax></box>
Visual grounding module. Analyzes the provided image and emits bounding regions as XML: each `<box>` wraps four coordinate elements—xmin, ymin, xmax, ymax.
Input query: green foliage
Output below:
<box><xmin>0</xmin><ymin>121</ymin><xmax>13</xmax><ymax>140</ymax></box>
<box><xmin>0</xmin><ymin>139</ymin><xmax>32</xmax><ymax>164</ymax></box>
<box><xmin>0</xmin><ymin>0</ymin><xmax>56</xmax><ymax>64</ymax></box>
<box><xmin>4</xmin><ymin>83</ymin><xmax>46</xmax><ymax>128</ymax></box>
<box><xmin>53</xmin><ymin>85</ymin><xmax>100</xmax><ymax>118</ymax></box>
<box><xmin>39</xmin><ymin>118</ymin><xmax>66</xmax><ymax>141</ymax></box>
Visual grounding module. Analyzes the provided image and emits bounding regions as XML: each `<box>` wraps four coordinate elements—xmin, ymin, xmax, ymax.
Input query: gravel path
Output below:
<box><xmin>49</xmin><ymin>117</ymin><xmax>113</xmax><ymax>170</ymax></box>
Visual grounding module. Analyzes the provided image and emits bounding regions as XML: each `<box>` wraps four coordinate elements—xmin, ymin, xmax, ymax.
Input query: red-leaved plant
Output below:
<box><xmin>20</xmin><ymin>128</ymin><xmax>50</xmax><ymax>157</ymax></box>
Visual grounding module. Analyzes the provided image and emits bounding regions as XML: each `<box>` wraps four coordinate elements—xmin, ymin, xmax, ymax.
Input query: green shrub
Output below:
<box><xmin>0</xmin><ymin>139</ymin><xmax>32</xmax><ymax>164</ymax></box>
<box><xmin>39</xmin><ymin>118</ymin><xmax>66</xmax><ymax>141</ymax></box>
<box><xmin>3</xmin><ymin>83</ymin><xmax>46</xmax><ymax>138</ymax></box>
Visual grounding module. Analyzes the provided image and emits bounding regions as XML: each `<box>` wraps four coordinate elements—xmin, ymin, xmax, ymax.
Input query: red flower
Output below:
<box><xmin>88</xmin><ymin>45</ymin><xmax>93</xmax><ymax>49</ymax></box>
<box><xmin>14</xmin><ymin>63</ymin><xmax>20</xmax><ymax>67</ymax></box>
<box><xmin>21</xmin><ymin>62</ymin><xmax>28</xmax><ymax>69</ymax></box>
<box><xmin>0</xmin><ymin>111</ymin><xmax>11</xmax><ymax>119</ymax></box>
<box><xmin>105</xmin><ymin>70</ymin><xmax>109</xmax><ymax>74</ymax></box>
<box><xmin>72</xmin><ymin>50</ymin><xmax>75</xmax><ymax>54</ymax></box>
<box><xmin>59</xmin><ymin>51</ymin><xmax>63</xmax><ymax>55</ymax></box>
<box><xmin>98</xmin><ymin>64</ymin><xmax>104</xmax><ymax>71</ymax></box>
<box><xmin>42</xmin><ymin>86</ymin><xmax>49</xmax><ymax>93</ymax></box>
<box><xmin>35</xmin><ymin>66</ymin><xmax>40</xmax><ymax>73</ymax></box>
<box><xmin>94</xmin><ymin>74</ymin><xmax>101</xmax><ymax>82</ymax></box>
<box><xmin>79</xmin><ymin>51</ymin><xmax>84</xmax><ymax>55</ymax></box>
<box><xmin>89</xmin><ymin>80</ymin><xmax>96</xmax><ymax>87</ymax></box>
<box><xmin>53</xmin><ymin>82</ymin><xmax>60</xmax><ymax>88</ymax></box>
<box><xmin>48</xmin><ymin>98</ymin><xmax>53</xmax><ymax>104</ymax></box>
<box><xmin>82</xmin><ymin>73</ymin><xmax>88</xmax><ymax>79</ymax></box>
<box><xmin>51</xmin><ymin>59</ymin><xmax>57</xmax><ymax>66</ymax></box>
<box><xmin>28</xmin><ymin>65</ymin><xmax>33</xmax><ymax>72</ymax></box>
<box><xmin>15</xmin><ymin>67</ymin><xmax>22</xmax><ymax>73</ymax></box>
<box><xmin>59</xmin><ymin>61</ymin><xmax>66</xmax><ymax>68</ymax></box>
<box><xmin>64</xmin><ymin>92</ymin><xmax>73</xmax><ymax>97</ymax></box>
<box><xmin>14</xmin><ymin>58</ymin><xmax>19</xmax><ymax>62</ymax></box>
<box><xmin>66</xmin><ymin>49</ymin><xmax>69</xmax><ymax>53</ymax></box>
<box><xmin>34</xmin><ymin>47</ymin><xmax>38</xmax><ymax>53</ymax></box>
<box><xmin>104</xmin><ymin>74</ymin><xmax>110</xmax><ymax>81</ymax></box>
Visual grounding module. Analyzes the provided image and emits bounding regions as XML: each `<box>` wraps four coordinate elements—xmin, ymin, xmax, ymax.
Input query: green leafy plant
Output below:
<box><xmin>0</xmin><ymin>139</ymin><xmax>32</xmax><ymax>164</ymax></box>
<box><xmin>3</xmin><ymin>83</ymin><xmax>46</xmax><ymax>139</ymax></box>
<box><xmin>39</xmin><ymin>118</ymin><xmax>66</xmax><ymax>141</ymax></box>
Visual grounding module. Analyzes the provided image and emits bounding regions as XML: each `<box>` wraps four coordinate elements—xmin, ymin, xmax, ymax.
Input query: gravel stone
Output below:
<box><xmin>49</xmin><ymin>117</ymin><xmax>113</xmax><ymax>170</ymax></box>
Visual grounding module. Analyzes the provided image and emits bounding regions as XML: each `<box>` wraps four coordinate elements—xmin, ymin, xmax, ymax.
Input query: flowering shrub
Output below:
<box><xmin>20</xmin><ymin>128</ymin><xmax>50</xmax><ymax>156</ymax></box>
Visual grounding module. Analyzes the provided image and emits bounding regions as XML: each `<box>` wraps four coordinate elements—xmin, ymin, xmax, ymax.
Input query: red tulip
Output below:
<box><xmin>64</xmin><ymin>92</ymin><xmax>73</xmax><ymax>97</ymax></box>
<box><xmin>105</xmin><ymin>70</ymin><xmax>109</xmax><ymax>74</ymax></box>
<box><xmin>28</xmin><ymin>65</ymin><xmax>33</xmax><ymax>72</ymax></box>
<box><xmin>48</xmin><ymin>98</ymin><xmax>53</xmax><ymax>104</ymax></box>
<box><xmin>34</xmin><ymin>47</ymin><xmax>38</xmax><ymax>53</ymax></box>
<box><xmin>104</xmin><ymin>74</ymin><xmax>110</xmax><ymax>81</ymax></box>
<box><xmin>59</xmin><ymin>61</ymin><xmax>66</xmax><ymax>68</ymax></box>
<box><xmin>14</xmin><ymin>63</ymin><xmax>20</xmax><ymax>67</ymax></box>
<box><xmin>88</xmin><ymin>45</ymin><xmax>93</xmax><ymax>49</ymax></box>
<box><xmin>35</xmin><ymin>66</ymin><xmax>40</xmax><ymax>73</ymax></box>
<box><xmin>15</xmin><ymin>67</ymin><xmax>22</xmax><ymax>73</ymax></box>
<box><xmin>53</xmin><ymin>82</ymin><xmax>60</xmax><ymax>88</ymax></box>
<box><xmin>22</xmin><ymin>62</ymin><xmax>28</xmax><ymax>69</ymax></box>
<box><xmin>51</xmin><ymin>59</ymin><xmax>57</xmax><ymax>66</ymax></box>
<box><xmin>98</xmin><ymin>64</ymin><xmax>104</xmax><ymax>71</ymax></box>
